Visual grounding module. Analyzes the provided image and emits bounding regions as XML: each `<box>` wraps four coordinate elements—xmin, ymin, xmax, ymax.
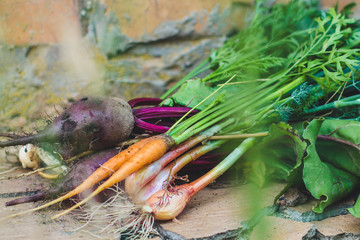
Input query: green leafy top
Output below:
<box><xmin>163</xmin><ymin>1</ymin><xmax>360</xmax><ymax>146</ymax></box>
<box><xmin>160</xmin><ymin>0</ymin><xmax>360</xmax><ymax>217</ymax></box>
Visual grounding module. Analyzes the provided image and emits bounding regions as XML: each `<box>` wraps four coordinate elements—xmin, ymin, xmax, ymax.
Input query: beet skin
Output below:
<box><xmin>0</xmin><ymin>97</ymin><xmax>134</xmax><ymax>158</ymax></box>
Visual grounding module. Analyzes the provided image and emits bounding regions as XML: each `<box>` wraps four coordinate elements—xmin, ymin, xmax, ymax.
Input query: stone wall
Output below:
<box><xmin>0</xmin><ymin>0</ymin><xmax>358</xmax><ymax>131</ymax></box>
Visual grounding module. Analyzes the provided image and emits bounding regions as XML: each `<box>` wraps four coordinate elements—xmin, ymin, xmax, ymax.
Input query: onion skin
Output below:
<box><xmin>145</xmin><ymin>184</ymin><xmax>195</xmax><ymax>220</ymax></box>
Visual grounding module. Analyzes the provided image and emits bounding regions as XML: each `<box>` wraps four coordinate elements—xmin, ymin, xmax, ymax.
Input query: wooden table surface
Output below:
<box><xmin>0</xmin><ymin>150</ymin><xmax>360</xmax><ymax>240</ymax></box>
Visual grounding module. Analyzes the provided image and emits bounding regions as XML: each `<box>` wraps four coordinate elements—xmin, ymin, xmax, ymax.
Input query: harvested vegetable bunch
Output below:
<box><xmin>4</xmin><ymin>0</ymin><xmax>360</xmax><ymax>232</ymax></box>
<box><xmin>0</xmin><ymin>97</ymin><xmax>194</xmax><ymax>159</ymax></box>
<box><xmin>49</xmin><ymin>0</ymin><xmax>360</xmax><ymax>219</ymax></box>
<box><xmin>145</xmin><ymin>0</ymin><xmax>360</xmax><ymax>220</ymax></box>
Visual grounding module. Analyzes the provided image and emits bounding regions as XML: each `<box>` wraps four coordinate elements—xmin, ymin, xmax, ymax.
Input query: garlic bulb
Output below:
<box><xmin>18</xmin><ymin>144</ymin><xmax>67</xmax><ymax>175</ymax></box>
<box><xmin>18</xmin><ymin>144</ymin><xmax>40</xmax><ymax>169</ymax></box>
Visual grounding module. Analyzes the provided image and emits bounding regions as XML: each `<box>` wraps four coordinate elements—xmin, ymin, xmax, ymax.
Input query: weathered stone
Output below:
<box><xmin>84</xmin><ymin>2</ymin><xmax>131</xmax><ymax>56</ymax></box>
<box><xmin>104</xmin><ymin>37</ymin><xmax>226</xmax><ymax>98</ymax></box>
<box><xmin>0</xmin><ymin>43</ymin><xmax>106</xmax><ymax>131</ymax></box>
<box><xmin>101</xmin><ymin>0</ymin><xmax>253</xmax><ymax>41</ymax></box>
<box><xmin>0</xmin><ymin>0</ymin><xmax>252</xmax><ymax>132</ymax></box>
<box><xmin>84</xmin><ymin>1</ymin><xmax>251</xmax><ymax>56</ymax></box>
<box><xmin>0</xmin><ymin>0</ymin><xmax>80</xmax><ymax>44</ymax></box>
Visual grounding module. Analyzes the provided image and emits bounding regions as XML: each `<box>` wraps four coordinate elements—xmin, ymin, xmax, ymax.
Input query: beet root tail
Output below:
<box><xmin>5</xmin><ymin>190</ymin><xmax>51</xmax><ymax>206</ymax></box>
<box><xmin>0</xmin><ymin>135</ymin><xmax>40</xmax><ymax>148</ymax></box>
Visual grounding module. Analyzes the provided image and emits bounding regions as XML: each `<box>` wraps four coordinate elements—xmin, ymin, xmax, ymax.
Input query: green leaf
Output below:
<box><xmin>273</xmin><ymin>121</ymin><xmax>308</xmax><ymax>201</ymax></box>
<box><xmin>346</xmin><ymin>28</ymin><xmax>360</xmax><ymax>48</ymax></box>
<box><xmin>348</xmin><ymin>195</ymin><xmax>360</xmax><ymax>218</ymax></box>
<box><xmin>319</xmin><ymin>119</ymin><xmax>360</xmax><ymax>147</ymax></box>
<box><xmin>316</xmin><ymin>141</ymin><xmax>360</xmax><ymax>179</ymax></box>
<box><xmin>302</xmin><ymin>119</ymin><xmax>360</xmax><ymax>213</ymax></box>
<box><xmin>321</xmin><ymin>66</ymin><xmax>349</xmax><ymax>84</ymax></box>
<box><xmin>321</xmin><ymin>31</ymin><xmax>344</xmax><ymax>52</ymax></box>
<box><xmin>242</xmin><ymin>122</ymin><xmax>307</xmax><ymax>189</ymax></box>
<box><xmin>316</xmin><ymin>119</ymin><xmax>360</xmax><ymax>178</ymax></box>
<box><xmin>303</xmin><ymin>59</ymin><xmax>323</xmax><ymax>71</ymax></box>
<box><xmin>317</xmin><ymin>121</ymin><xmax>360</xmax><ymax>218</ymax></box>
<box><xmin>164</xmin><ymin>78</ymin><xmax>225</xmax><ymax>110</ymax></box>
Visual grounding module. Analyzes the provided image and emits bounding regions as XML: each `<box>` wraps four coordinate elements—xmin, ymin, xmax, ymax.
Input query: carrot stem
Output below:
<box><xmin>210</xmin><ymin>132</ymin><xmax>269</xmax><ymax>139</ymax></box>
<box><xmin>125</xmin><ymin>123</ymin><xmax>231</xmax><ymax>196</ymax></box>
<box><xmin>171</xmin><ymin>140</ymin><xmax>225</xmax><ymax>174</ymax></box>
<box><xmin>166</xmin><ymin>74</ymin><xmax>238</xmax><ymax>135</ymax></box>
<box><xmin>133</xmin><ymin>140</ymin><xmax>226</xmax><ymax>204</ymax></box>
<box><xmin>145</xmin><ymin>138</ymin><xmax>256</xmax><ymax>221</ymax></box>
<box><xmin>172</xmin><ymin>118</ymin><xmax>235</xmax><ymax>144</ymax></box>
<box><xmin>190</xmin><ymin>138</ymin><xmax>255</xmax><ymax>194</ymax></box>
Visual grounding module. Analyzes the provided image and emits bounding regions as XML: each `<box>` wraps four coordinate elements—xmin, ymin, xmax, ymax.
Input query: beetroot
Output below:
<box><xmin>0</xmin><ymin>97</ymin><xmax>134</xmax><ymax>158</ymax></box>
<box><xmin>5</xmin><ymin>148</ymin><xmax>120</xmax><ymax>206</ymax></box>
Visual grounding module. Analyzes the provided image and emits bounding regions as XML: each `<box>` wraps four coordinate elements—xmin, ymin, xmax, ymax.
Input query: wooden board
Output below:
<box><xmin>0</xmin><ymin>155</ymin><xmax>360</xmax><ymax>239</ymax></box>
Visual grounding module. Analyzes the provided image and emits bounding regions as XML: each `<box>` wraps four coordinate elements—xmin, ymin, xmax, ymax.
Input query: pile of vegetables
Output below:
<box><xmin>3</xmin><ymin>0</ymin><xmax>360</xmax><ymax>238</ymax></box>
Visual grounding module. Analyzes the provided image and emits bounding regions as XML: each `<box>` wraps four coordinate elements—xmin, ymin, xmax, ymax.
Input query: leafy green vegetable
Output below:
<box><xmin>302</xmin><ymin>119</ymin><xmax>360</xmax><ymax>213</ymax></box>
<box><xmin>161</xmin><ymin>78</ymin><xmax>226</xmax><ymax>110</ymax></box>
<box><xmin>319</xmin><ymin>119</ymin><xmax>360</xmax><ymax>145</ymax></box>
<box><xmin>245</xmin><ymin>119</ymin><xmax>360</xmax><ymax>214</ymax></box>
<box><xmin>315</xmin><ymin>119</ymin><xmax>360</xmax><ymax>216</ymax></box>
<box><xmin>164</xmin><ymin>2</ymin><xmax>360</xmax><ymax>126</ymax></box>
<box><xmin>161</xmin><ymin>0</ymin><xmax>323</xmax><ymax>102</ymax></box>
<box><xmin>242</xmin><ymin>122</ymin><xmax>306</xmax><ymax>188</ymax></box>
<box><xmin>160</xmin><ymin>0</ymin><xmax>360</xmax><ymax>217</ymax></box>
<box><xmin>348</xmin><ymin>195</ymin><xmax>360</xmax><ymax>217</ymax></box>
<box><xmin>317</xmin><ymin>120</ymin><xmax>360</xmax><ymax>177</ymax></box>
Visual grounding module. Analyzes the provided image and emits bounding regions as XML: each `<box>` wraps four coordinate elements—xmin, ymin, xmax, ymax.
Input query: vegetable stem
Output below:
<box><xmin>210</xmin><ymin>132</ymin><xmax>269</xmax><ymax>139</ymax></box>
<box><xmin>317</xmin><ymin>134</ymin><xmax>360</xmax><ymax>151</ymax></box>
<box><xmin>305</xmin><ymin>98</ymin><xmax>360</xmax><ymax>114</ymax></box>
<box><xmin>263</xmin><ymin>75</ymin><xmax>306</xmax><ymax>102</ymax></box>
<box><xmin>133</xmin><ymin>140</ymin><xmax>225</xmax><ymax>204</ymax></box>
<box><xmin>125</xmin><ymin>125</ymin><xmax>229</xmax><ymax>196</ymax></box>
<box><xmin>166</xmin><ymin>74</ymin><xmax>238</xmax><ymax>135</ymax></box>
<box><xmin>191</xmin><ymin>138</ymin><xmax>255</xmax><ymax>192</ymax></box>
<box><xmin>172</xmin><ymin>118</ymin><xmax>235</xmax><ymax>144</ymax></box>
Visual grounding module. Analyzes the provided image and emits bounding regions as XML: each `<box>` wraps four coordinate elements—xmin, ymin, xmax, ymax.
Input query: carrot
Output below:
<box><xmin>125</xmin><ymin>135</ymin><xmax>204</xmax><ymax>197</ymax></box>
<box><xmin>133</xmin><ymin>140</ymin><xmax>226</xmax><ymax>204</ymax></box>
<box><xmin>52</xmin><ymin>134</ymin><xmax>175</xmax><ymax>219</ymax></box>
<box><xmin>0</xmin><ymin>137</ymin><xmax>152</xmax><ymax>221</ymax></box>
<box><xmin>146</xmin><ymin>137</ymin><xmax>256</xmax><ymax>220</ymax></box>
<box><xmin>124</xmin><ymin>123</ymin><xmax>230</xmax><ymax>197</ymax></box>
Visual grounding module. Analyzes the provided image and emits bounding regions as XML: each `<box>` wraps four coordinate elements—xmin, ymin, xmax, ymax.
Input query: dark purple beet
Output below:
<box><xmin>0</xmin><ymin>97</ymin><xmax>134</xmax><ymax>158</ymax></box>
<box><xmin>5</xmin><ymin>148</ymin><xmax>120</xmax><ymax>206</ymax></box>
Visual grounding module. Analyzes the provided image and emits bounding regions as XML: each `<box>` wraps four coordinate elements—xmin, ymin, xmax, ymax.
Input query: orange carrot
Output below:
<box><xmin>52</xmin><ymin>134</ymin><xmax>175</xmax><ymax>219</ymax></box>
<box><xmin>0</xmin><ymin>137</ymin><xmax>153</xmax><ymax>221</ymax></box>
<box><xmin>59</xmin><ymin>137</ymin><xmax>152</xmax><ymax>198</ymax></box>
